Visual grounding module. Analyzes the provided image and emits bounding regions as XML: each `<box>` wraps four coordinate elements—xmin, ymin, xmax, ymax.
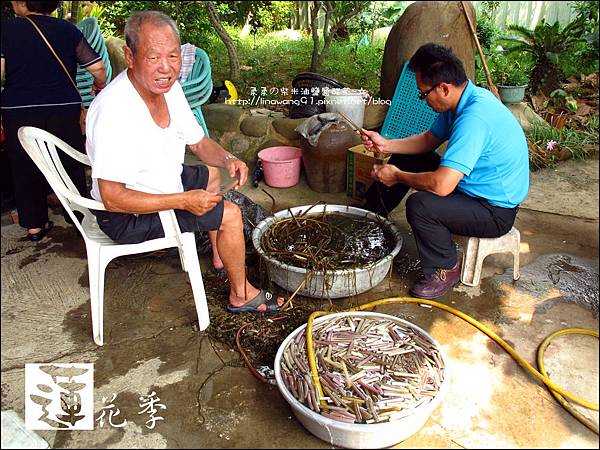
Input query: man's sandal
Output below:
<box><xmin>227</xmin><ymin>289</ymin><xmax>281</xmax><ymax>314</ymax></box>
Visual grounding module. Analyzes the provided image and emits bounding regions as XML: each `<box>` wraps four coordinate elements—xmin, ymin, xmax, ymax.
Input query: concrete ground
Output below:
<box><xmin>1</xmin><ymin>158</ymin><xmax>599</xmax><ymax>448</ymax></box>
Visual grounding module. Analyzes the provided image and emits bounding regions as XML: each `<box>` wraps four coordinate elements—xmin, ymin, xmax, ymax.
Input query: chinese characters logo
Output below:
<box><xmin>138</xmin><ymin>391</ymin><xmax>166</xmax><ymax>429</ymax></box>
<box><xmin>25</xmin><ymin>363</ymin><xmax>94</xmax><ymax>430</ymax></box>
<box><xmin>96</xmin><ymin>393</ymin><xmax>127</xmax><ymax>428</ymax></box>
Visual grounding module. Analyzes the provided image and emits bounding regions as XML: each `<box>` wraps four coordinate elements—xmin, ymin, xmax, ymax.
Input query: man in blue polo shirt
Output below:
<box><xmin>361</xmin><ymin>43</ymin><xmax>529</xmax><ymax>299</ymax></box>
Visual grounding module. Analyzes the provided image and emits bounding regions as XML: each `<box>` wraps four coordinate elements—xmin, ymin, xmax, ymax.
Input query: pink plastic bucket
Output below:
<box><xmin>258</xmin><ymin>146</ymin><xmax>302</xmax><ymax>188</ymax></box>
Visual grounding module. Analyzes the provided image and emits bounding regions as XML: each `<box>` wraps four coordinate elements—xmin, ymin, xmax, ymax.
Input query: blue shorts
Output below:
<box><xmin>94</xmin><ymin>164</ymin><xmax>225</xmax><ymax>244</ymax></box>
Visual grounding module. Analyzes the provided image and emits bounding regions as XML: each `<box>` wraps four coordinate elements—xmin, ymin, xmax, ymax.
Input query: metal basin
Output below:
<box><xmin>274</xmin><ymin>312</ymin><xmax>451</xmax><ymax>448</ymax></box>
<box><xmin>251</xmin><ymin>204</ymin><xmax>403</xmax><ymax>298</ymax></box>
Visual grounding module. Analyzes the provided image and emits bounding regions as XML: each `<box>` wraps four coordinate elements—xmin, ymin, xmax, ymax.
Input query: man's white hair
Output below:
<box><xmin>124</xmin><ymin>10</ymin><xmax>180</xmax><ymax>54</ymax></box>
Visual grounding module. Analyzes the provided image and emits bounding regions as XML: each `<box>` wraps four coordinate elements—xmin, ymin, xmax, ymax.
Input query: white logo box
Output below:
<box><xmin>25</xmin><ymin>363</ymin><xmax>94</xmax><ymax>430</ymax></box>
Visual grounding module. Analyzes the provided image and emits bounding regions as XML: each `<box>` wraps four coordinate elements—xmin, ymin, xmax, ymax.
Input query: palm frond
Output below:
<box><xmin>506</xmin><ymin>24</ymin><xmax>534</xmax><ymax>39</ymax></box>
<box><xmin>502</xmin><ymin>43</ymin><xmax>534</xmax><ymax>55</ymax></box>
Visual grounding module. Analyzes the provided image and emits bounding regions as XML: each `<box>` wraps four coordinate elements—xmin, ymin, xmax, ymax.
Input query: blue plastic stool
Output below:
<box><xmin>381</xmin><ymin>62</ymin><xmax>439</xmax><ymax>139</ymax></box>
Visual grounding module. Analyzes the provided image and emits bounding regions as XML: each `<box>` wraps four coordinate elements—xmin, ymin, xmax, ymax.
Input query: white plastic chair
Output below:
<box><xmin>18</xmin><ymin>126</ymin><xmax>210</xmax><ymax>346</ymax></box>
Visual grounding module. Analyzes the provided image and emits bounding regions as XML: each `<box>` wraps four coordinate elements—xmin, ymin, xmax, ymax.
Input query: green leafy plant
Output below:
<box><xmin>545</xmin><ymin>89</ymin><xmax>578</xmax><ymax>113</ymax></box>
<box><xmin>526</xmin><ymin>118</ymin><xmax>598</xmax><ymax>169</ymax></box>
<box><xmin>81</xmin><ymin>3</ymin><xmax>116</xmax><ymax>38</ymax></box>
<box><xmin>500</xmin><ymin>19</ymin><xmax>586</xmax><ymax>95</ymax></box>
<box><xmin>346</xmin><ymin>1</ymin><xmax>407</xmax><ymax>37</ymax></box>
<box><xmin>308</xmin><ymin>1</ymin><xmax>370</xmax><ymax>72</ymax></box>
<box><xmin>559</xmin><ymin>1</ymin><xmax>599</xmax><ymax>76</ymax></box>
<box><xmin>98</xmin><ymin>1</ymin><xmax>213</xmax><ymax>42</ymax></box>
<box><xmin>475</xmin><ymin>1</ymin><xmax>501</xmax><ymax>51</ymax></box>
<box><xmin>203</xmin><ymin>27</ymin><xmax>385</xmax><ymax>99</ymax></box>
<box><xmin>497</xmin><ymin>62</ymin><xmax>529</xmax><ymax>86</ymax></box>
<box><xmin>571</xmin><ymin>0</ymin><xmax>599</xmax><ymax>34</ymax></box>
<box><xmin>476</xmin><ymin>14</ymin><xmax>500</xmax><ymax>51</ymax></box>
<box><xmin>488</xmin><ymin>51</ymin><xmax>530</xmax><ymax>86</ymax></box>
<box><xmin>214</xmin><ymin>1</ymin><xmax>294</xmax><ymax>35</ymax></box>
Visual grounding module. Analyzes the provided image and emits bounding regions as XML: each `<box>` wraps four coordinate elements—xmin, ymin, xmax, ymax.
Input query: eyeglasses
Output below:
<box><xmin>418</xmin><ymin>84</ymin><xmax>439</xmax><ymax>100</ymax></box>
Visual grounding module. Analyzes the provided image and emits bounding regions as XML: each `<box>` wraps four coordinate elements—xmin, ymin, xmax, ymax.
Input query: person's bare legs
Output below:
<box><xmin>218</xmin><ymin>201</ymin><xmax>284</xmax><ymax>310</ymax></box>
<box><xmin>208</xmin><ymin>231</ymin><xmax>223</xmax><ymax>270</ymax></box>
<box><xmin>206</xmin><ymin>166</ymin><xmax>224</xmax><ymax>270</ymax></box>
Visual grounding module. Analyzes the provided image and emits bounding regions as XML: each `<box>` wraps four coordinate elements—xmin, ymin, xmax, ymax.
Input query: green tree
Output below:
<box><xmin>70</xmin><ymin>1</ymin><xmax>80</xmax><ymax>23</ymax></box>
<box><xmin>215</xmin><ymin>1</ymin><xmax>294</xmax><ymax>35</ymax></box>
<box><xmin>205</xmin><ymin>1</ymin><xmax>240</xmax><ymax>82</ymax></box>
<box><xmin>567</xmin><ymin>0</ymin><xmax>599</xmax><ymax>74</ymax></box>
<box><xmin>309</xmin><ymin>1</ymin><xmax>368</xmax><ymax>72</ymax></box>
<box><xmin>98</xmin><ymin>1</ymin><xmax>212</xmax><ymax>43</ymax></box>
<box><xmin>570</xmin><ymin>0</ymin><xmax>599</xmax><ymax>33</ymax></box>
<box><xmin>345</xmin><ymin>1</ymin><xmax>407</xmax><ymax>41</ymax></box>
<box><xmin>476</xmin><ymin>1</ymin><xmax>501</xmax><ymax>51</ymax></box>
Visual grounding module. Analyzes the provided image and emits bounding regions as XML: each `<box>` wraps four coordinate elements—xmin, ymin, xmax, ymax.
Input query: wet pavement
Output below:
<box><xmin>1</xmin><ymin>159</ymin><xmax>599</xmax><ymax>448</ymax></box>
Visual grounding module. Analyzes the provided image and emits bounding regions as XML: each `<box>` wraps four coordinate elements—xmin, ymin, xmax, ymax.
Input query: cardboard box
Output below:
<box><xmin>346</xmin><ymin>144</ymin><xmax>390</xmax><ymax>199</ymax></box>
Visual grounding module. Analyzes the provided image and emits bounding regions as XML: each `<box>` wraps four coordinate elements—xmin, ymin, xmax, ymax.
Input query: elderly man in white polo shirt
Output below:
<box><xmin>86</xmin><ymin>10</ymin><xmax>283</xmax><ymax>313</ymax></box>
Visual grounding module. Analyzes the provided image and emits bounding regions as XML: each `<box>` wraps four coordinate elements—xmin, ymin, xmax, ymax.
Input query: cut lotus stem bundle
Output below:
<box><xmin>280</xmin><ymin>316</ymin><xmax>445</xmax><ymax>424</ymax></box>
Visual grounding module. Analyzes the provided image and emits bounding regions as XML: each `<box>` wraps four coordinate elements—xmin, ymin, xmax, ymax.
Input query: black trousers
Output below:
<box><xmin>406</xmin><ymin>190</ymin><xmax>518</xmax><ymax>276</ymax></box>
<box><xmin>364</xmin><ymin>151</ymin><xmax>441</xmax><ymax>217</ymax></box>
<box><xmin>3</xmin><ymin>106</ymin><xmax>87</xmax><ymax>229</ymax></box>
<box><xmin>364</xmin><ymin>151</ymin><xmax>518</xmax><ymax>276</ymax></box>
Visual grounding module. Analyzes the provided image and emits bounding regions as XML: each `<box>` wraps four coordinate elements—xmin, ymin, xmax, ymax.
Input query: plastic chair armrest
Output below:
<box><xmin>65</xmin><ymin>148</ymin><xmax>92</xmax><ymax>166</ymax></box>
<box><xmin>56</xmin><ymin>183</ymin><xmax>106</xmax><ymax>211</ymax></box>
<box><xmin>77</xmin><ymin>197</ymin><xmax>106</xmax><ymax>211</ymax></box>
<box><xmin>135</xmin><ymin>184</ymin><xmax>184</xmax><ymax>241</ymax></box>
<box><xmin>158</xmin><ymin>210</ymin><xmax>183</xmax><ymax>239</ymax></box>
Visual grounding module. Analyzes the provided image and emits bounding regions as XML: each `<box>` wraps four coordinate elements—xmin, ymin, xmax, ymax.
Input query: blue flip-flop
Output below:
<box><xmin>227</xmin><ymin>290</ymin><xmax>281</xmax><ymax>314</ymax></box>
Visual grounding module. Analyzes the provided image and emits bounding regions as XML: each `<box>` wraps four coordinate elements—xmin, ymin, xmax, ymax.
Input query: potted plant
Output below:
<box><xmin>496</xmin><ymin>62</ymin><xmax>530</xmax><ymax>104</ymax></box>
<box><xmin>488</xmin><ymin>51</ymin><xmax>530</xmax><ymax>104</ymax></box>
<box><xmin>544</xmin><ymin>88</ymin><xmax>578</xmax><ymax>129</ymax></box>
